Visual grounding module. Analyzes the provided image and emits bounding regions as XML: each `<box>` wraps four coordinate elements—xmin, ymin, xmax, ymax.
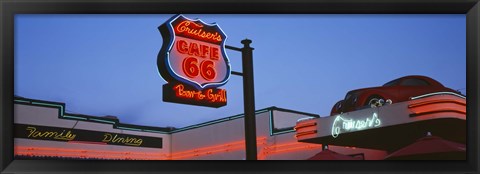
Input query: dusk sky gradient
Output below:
<box><xmin>15</xmin><ymin>14</ymin><xmax>466</xmax><ymax>128</ymax></box>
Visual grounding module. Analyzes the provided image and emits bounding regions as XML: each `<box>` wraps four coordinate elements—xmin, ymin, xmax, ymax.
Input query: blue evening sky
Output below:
<box><xmin>14</xmin><ymin>14</ymin><xmax>466</xmax><ymax>128</ymax></box>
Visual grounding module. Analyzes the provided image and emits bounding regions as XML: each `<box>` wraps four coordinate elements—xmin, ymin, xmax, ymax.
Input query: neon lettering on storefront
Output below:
<box><xmin>102</xmin><ymin>133</ymin><xmax>143</xmax><ymax>146</ymax></box>
<box><xmin>26</xmin><ymin>126</ymin><xmax>76</xmax><ymax>141</ymax></box>
<box><xmin>331</xmin><ymin>113</ymin><xmax>382</xmax><ymax>138</ymax></box>
<box><xmin>174</xmin><ymin>84</ymin><xmax>226</xmax><ymax>103</ymax></box>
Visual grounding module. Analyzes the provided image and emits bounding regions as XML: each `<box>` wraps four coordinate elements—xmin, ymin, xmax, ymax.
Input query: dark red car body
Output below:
<box><xmin>330</xmin><ymin>75</ymin><xmax>459</xmax><ymax>115</ymax></box>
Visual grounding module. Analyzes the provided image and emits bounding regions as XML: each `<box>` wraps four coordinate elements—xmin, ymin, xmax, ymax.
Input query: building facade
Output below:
<box><xmin>14</xmin><ymin>97</ymin><xmax>387</xmax><ymax>160</ymax></box>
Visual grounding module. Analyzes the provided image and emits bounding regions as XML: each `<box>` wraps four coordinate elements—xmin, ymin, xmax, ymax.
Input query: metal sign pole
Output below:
<box><xmin>240</xmin><ymin>39</ymin><xmax>257</xmax><ymax>160</ymax></box>
<box><xmin>225</xmin><ymin>39</ymin><xmax>257</xmax><ymax>160</ymax></box>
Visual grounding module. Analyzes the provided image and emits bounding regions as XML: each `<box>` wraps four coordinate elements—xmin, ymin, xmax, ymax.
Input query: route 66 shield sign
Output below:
<box><xmin>158</xmin><ymin>14</ymin><xmax>231</xmax><ymax>90</ymax></box>
<box><xmin>158</xmin><ymin>15</ymin><xmax>230</xmax><ymax>108</ymax></box>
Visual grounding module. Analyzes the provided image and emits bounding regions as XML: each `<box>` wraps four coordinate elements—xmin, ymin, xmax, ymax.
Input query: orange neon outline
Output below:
<box><xmin>199</xmin><ymin>60</ymin><xmax>216</xmax><ymax>81</ymax></box>
<box><xmin>187</xmin><ymin>41</ymin><xmax>202</xmax><ymax>57</ymax></box>
<box><xmin>16</xmin><ymin>137</ymin><xmax>326</xmax><ymax>160</ymax></box>
<box><xmin>408</xmin><ymin>99</ymin><xmax>466</xmax><ymax>108</ymax></box>
<box><xmin>176</xmin><ymin>39</ymin><xmax>189</xmax><ymax>54</ymax></box>
<box><xmin>264</xmin><ymin>142</ymin><xmax>311</xmax><ymax>149</ymax></box>
<box><xmin>263</xmin><ymin>145</ymin><xmax>321</xmax><ymax>154</ymax></box>
<box><xmin>174</xmin><ymin>20</ymin><xmax>222</xmax><ymax>43</ymax></box>
<box><xmin>168</xmin><ymin>137</ymin><xmax>266</xmax><ymax>158</ymax></box>
<box><xmin>413</xmin><ymin>109</ymin><xmax>466</xmax><ymax>116</ymax></box>
<box><xmin>15</xmin><ymin>151</ymin><xmax>164</xmax><ymax>160</ymax></box>
<box><xmin>170</xmin><ymin>140</ymin><xmax>319</xmax><ymax>160</ymax></box>
<box><xmin>173</xmin><ymin>83</ymin><xmax>207</xmax><ymax>100</ymax></box>
<box><xmin>15</xmin><ymin>146</ymin><xmax>168</xmax><ymax>157</ymax></box>
<box><xmin>294</xmin><ymin>122</ymin><xmax>317</xmax><ymax>130</ymax></box>
<box><xmin>295</xmin><ymin>130</ymin><xmax>318</xmax><ymax>138</ymax></box>
<box><xmin>170</xmin><ymin>141</ymin><xmax>246</xmax><ymax>156</ymax></box>
<box><xmin>170</xmin><ymin>144</ymin><xmax>245</xmax><ymax>160</ymax></box>
<box><xmin>172</xmin><ymin>83</ymin><xmax>227</xmax><ymax>103</ymax></box>
<box><xmin>169</xmin><ymin>141</ymin><xmax>267</xmax><ymax>160</ymax></box>
<box><xmin>170</xmin><ymin>144</ymin><xmax>245</xmax><ymax>158</ymax></box>
<box><xmin>15</xmin><ymin>147</ymin><xmax>156</xmax><ymax>156</ymax></box>
<box><xmin>182</xmin><ymin>57</ymin><xmax>200</xmax><ymax>78</ymax></box>
<box><xmin>17</xmin><ymin>140</ymin><xmax>267</xmax><ymax>160</ymax></box>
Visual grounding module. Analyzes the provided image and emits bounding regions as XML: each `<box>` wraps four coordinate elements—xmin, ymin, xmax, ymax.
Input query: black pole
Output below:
<box><xmin>241</xmin><ymin>39</ymin><xmax>257</xmax><ymax>160</ymax></box>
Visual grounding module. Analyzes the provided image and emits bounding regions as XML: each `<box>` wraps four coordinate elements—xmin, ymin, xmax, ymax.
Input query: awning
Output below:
<box><xmin>307</xmin><ymin>146</ymin><xmax>361</xmax><ymax>160</ymax></box>
<box><xmin>384</xmin><ymin>133</ymin><xmax>466</xmax><ymax>160</ymax></box>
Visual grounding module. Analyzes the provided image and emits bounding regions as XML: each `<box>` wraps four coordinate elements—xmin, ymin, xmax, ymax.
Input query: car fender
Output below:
<box><xmin>357</xmin><ymin>89</ymin><xmax>397</xmax><ymax>107</ymax></box>
<box><xmin>330</xmin><ymin>100</ymin><xmax>344</xmax><ymax>115</ymax></box>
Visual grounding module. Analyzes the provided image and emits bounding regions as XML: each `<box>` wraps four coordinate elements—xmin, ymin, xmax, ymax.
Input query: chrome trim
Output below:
<box><xmin>296</xmin><ymin>117</ymin><xmax>316</xmax><ymax>123</ymax></box>
<box><xmin>410</xmin><ymin>92</ymin><xmax>466</xmax><ymax>100</ymax></box>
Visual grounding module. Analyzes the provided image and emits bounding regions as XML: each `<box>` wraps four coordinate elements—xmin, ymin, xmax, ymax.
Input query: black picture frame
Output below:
<box><xmin>1</xmin><ymin>0</ymin><xmax>478</xmax><ymax>173</ymax></box>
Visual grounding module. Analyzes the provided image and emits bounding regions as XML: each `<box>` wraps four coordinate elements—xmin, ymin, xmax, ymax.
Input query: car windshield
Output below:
<box><xmin>344</xmin><ymin>93</ymin><xmax>352</xmax><ymax>101</ymax></box>
<box><xmin>383</xmin><ymin>79</ymin><xmax>400</xmax><ymax>87</ymax></box>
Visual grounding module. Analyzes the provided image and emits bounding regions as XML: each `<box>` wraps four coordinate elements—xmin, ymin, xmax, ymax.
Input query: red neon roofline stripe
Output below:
<box><xmin>408</xmin><ymin>99</ymin><xmax>466</xmax><ymax>108</ymax></box>
<box><xmin>412</xmin><ymin>109</ymin><xmax>466</xmax><ymax>116</ymax></box>
<box><xmin>170</xmin><ymin>137</ymin><xmax>266</xmax><ymax>157</ymax></box>
<box><xmin>264</xmin><ymin>145</ymin><xmax>321</xmax><ymax>154</ymax></box>
<box><xmin>295</xmin><ymin>130</ymin><xmax>317</xmax><ymax>138</ymax></box>
<box><xmin>294</xmin><ymin>122</ymin><xmax>317</xmax><ymax>130</ymax></box>
<box><xmin>15</xmin><ymin>146</ymin><xmax>168</xmax><ymax>157</ymax></box>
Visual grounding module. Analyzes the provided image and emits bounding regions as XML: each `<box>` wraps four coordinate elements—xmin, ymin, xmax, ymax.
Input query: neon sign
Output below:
<box><xmin>331</xmin><ymin>113</ymin><xmax>382</xmax><ymax>138</ymax></box>
<box><xmin>175</xmin><ymin>21</ymin><xmax>222</xmax><ymax>43</ymax></box>
<box><xmin>15</xmin><ymin>124</ymin><xmax>162</xmax><ymax>148</ymax></box>
<box><xmin>102</xmin><ymin>133</ymin><xmax>143</xmax><ymax>146</ymax></box>
<box><xmin>26</xmin><ymin>126</ymin><xmax>76</xmax><ymax>141</ymax></box>
<box><xmin>158</xmin><ymin>14</ymin><xmax>230</xmax><ymax>108</ymax></box>
<box><xmin>163</xmin><ymin>83</ymin><xmax>227</xmax><ymax>108</ymax></box>
<box><xmin>174</xmin><ymin>84</ymin><xmax>226</xmax><ymax>103</ymax></box>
